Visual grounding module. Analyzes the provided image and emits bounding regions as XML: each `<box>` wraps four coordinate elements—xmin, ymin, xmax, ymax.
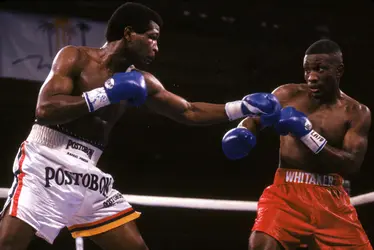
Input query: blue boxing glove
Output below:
<box><xmin>222</xmin><ymin>127</ymin><xmax>256</xmax><ymax>160</ymax></box>
<box><xmin>274</xmin><ymin>106</ymin><xmax>327</xmax><ymax>154</ymax></box>
<box><xmin>225</xmin><ymin>93</ymin><xmax>281</xmax><ymax>127</ymax></box>
<box><xmin>83</xmin><ymin>70</ymin><xmax>147</xmax><ymax>112</ymax></box>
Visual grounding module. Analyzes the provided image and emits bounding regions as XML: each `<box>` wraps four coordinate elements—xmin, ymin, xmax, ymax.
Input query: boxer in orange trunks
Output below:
<box><xmin>222</xmin><ymin>39</ymin><xmax>372</xmax><ymax>249</ymax></box>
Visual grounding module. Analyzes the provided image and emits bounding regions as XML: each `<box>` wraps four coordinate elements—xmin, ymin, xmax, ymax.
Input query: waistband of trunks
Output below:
<box><xmin>35</xmin><ymin>122</ymin><xmax>105</xmax><ymax>149</ymax></box>
<box><xmin>274</xmin><ymin>168</ymin><xmax>343</xmax><ymax>187</ymax></box>
<box><xmin>26</xmin><ymin>124</ymin><xmax>103</xmax><ymax>165</ymax></box>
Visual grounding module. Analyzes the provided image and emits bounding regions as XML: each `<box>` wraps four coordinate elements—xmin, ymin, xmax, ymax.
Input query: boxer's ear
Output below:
<box><xmin>124</xmin><ymin>26</ymin><xmax>134</xmax><ymax>41</ymax></box>
<box><xmin>336</xmin><ymin>63</ymin><xmax>344</xmax><ymax>79</ymax></box>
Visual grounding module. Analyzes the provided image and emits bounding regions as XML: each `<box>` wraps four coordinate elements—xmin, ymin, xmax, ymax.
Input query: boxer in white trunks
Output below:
<box><xmin>0</xmin><ymin>2</ymin><xmax>281</xmax><ymax>250</ymax></box>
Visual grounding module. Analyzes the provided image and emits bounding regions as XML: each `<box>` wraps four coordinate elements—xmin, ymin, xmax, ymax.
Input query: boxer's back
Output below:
<box><xmin>43</xmin><ymin>46</ymin><xmax>127</xmax><ymax>146</ymax></box>
<box><xmin>278</xmin><ymin>84</ymin><xmax>367</xmax><ymax>174</ymax></box>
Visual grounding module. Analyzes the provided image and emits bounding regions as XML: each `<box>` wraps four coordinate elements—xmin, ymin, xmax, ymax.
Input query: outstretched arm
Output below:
<box><xmin>144</xmin><ymin>72</ymin><xmax>284</xmax><ymax>126</ymax></box>
<box><xmin>144</xmin><ymin>72</ymin><xmax>229</xmax><ymax>125</ymax></box>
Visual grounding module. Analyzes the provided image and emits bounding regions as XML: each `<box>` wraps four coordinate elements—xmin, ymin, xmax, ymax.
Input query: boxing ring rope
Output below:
<box><xmin>0</xmin><ymin>188</ymin><xmax>373</xmax><ymax>249</ymax></box>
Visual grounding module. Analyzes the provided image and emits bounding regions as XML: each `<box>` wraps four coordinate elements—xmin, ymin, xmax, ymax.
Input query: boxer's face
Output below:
<box><xmin>123</xmin><ymin>21</ymin><xmax>160</xmax><ymax>67</ymax></box>
<box><xmin>303</xmin><ymin>53</ymin><xmax>343</xmax><ymax>98</ymax></box>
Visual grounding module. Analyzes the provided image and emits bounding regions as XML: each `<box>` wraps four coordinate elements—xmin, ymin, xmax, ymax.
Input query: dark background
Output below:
<box><xmin>0</xmin><ymin>0</ymin><xmax>374</xmax><ymax>249</ymax></box>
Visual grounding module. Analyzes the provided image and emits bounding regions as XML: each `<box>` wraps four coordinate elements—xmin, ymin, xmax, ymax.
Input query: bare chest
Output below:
<box><xmin>285</xmin><ymin>99</ymin><xmax>349</xmax><ymax>147</ymax></box>
<box><xmin>74</xmin><ymin>64</ymin><xmax>126</xmax><ymax>122</ymax></box>
<box><xmin>78</xmin><ymin>64</ymin><xmax>111</xmax><ymax>92</ymax></box>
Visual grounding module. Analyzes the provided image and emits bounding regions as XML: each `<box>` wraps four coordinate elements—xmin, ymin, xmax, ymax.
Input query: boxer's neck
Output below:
<box><xmin>100</xmin><ymin>41</ymin><xmax>132</xmax><ymax>74</ymax></box>
<box><xmin>311</xmin><ymin>87</ymin><xmax>342</xmax><ymax>105</ymax></box>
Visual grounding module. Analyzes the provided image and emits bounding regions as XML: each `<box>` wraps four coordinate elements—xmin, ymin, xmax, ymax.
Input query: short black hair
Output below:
<box><xmin>305</xmin><ymin>39</ymin><xmax>341</xmax><ymax>55</ymax></box>
<box><xmin>105</xmin><ymin>2</ymin><xmax>163</xmax><ymax>42</ymax></box>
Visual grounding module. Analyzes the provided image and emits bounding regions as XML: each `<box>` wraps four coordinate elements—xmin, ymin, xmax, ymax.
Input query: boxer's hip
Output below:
<box><xmin>2</xmin><ymin>126</ymin><xmax>135</xmax><ymax>243</ymax></box>
<box><xmin>253</xmin><ymin>168</ymin><xmax>370</xmax><ymax>248</ymax></box>
<box><xmin>273</xmin><ymin>168</ymin><xmax>343</xmax><ymax>187</ymax></box>
<box><xmin>257</xmin><ymin>168</ymin><xmax>354</xmax><ymax>232</ymax></box>
<box><xmin>261</xmin><ymin>168</ymin><xmax>347</xmax><ymax>207</ymax></box>
<box><xmin>13</xmin><ymin>124</ymin><xmax>113</xmax><ymax>201</ymax></box>
<box><xmin>26</xmin><ymin>123</ymin><xmax>103</xmax><ymax>166</ymax></box>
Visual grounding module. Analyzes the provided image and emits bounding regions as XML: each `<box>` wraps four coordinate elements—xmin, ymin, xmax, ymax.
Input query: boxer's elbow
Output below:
<box><xmin>172</xmin><ymin>109</ymin><xmax>206</xmax><ymax>126</ymax></box>
<box><xmin>338</xmin><ymin>155</ymin><xmax>362</xmax><ymax>177</ymax></box>
<box><xmin>167</xmin><ymin>102</ymin><xmax>201</xmax><ymax>125</ymax></box>
<box><xmin>177</xmin><ymin>110</ymin><xmax>199</xmax><ymax>125</ymax></box>
<box><xmin>35</xmin><ymin>104</ymin><xmax>56</xmax><ymax>125</ymax></box>
<box><xmin>320</xmin><ymin>146</ymin><xmax>362</xmax><ymax>177</ymax></box>
<box><xmin>345</xmin><ymin>158</ymin><xmax>363</xmax><ymax>175</ymax></box>
<box><xmin>35</xmin><ymin>101</ymin><xmax>66</xmax><ymax>125</ymax></box>
<box><xmin>168</xmin><ymin>102</ymin><xmax>225</xmax><ymax>126</ymax></box>
<box><xmin>179</xmin><ymin>103</ymin><xmax>214</xmax><ymax>126</ymax></box>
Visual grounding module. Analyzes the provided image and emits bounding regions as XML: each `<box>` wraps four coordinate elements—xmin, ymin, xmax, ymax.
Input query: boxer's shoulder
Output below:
<box><xmin>135</xmin><ymin>70</ymin><xmax>165</xmax><ymax>95</ymax></box>
<box><xmin>340</xmin><ymin>93</ymin><xmax>371</xmax><ymax>121</ymax></box>
<box><xmin>52</xmin><ymin>45</ymin><xmax>90</xmax><ymax>74</ymax></box>
<box><xmin>272</xmin><ymin>83</ymin><xmax>306</xmax><ymax>105</ymax></box>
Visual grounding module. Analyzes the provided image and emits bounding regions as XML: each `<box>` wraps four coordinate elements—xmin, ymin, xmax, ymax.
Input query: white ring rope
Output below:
<box><xmin>0</xmin><ymin>187</ymin><xmax>372</xmax><ymax>250</ymax></box>
<box><xmin>0</xmin><ymin>188</ymin><xmax>372</xmax><ymax>211</ymax></box>
<box><xmin>124</xmin><ymin>194</ymin><xmax>259</xmax><ymax>211</ymax></box>
<box><xmin>0</xmin><ymin>188</ymin><xmax>8</xmax><ymax>199</ymax></box>
<box><xmin>350</xmin><ymin>191</ymin><xmax>374</xmax><ymax>206</ymax></box>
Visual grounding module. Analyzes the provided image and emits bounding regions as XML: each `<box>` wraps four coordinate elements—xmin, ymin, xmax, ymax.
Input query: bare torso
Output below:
<box><xmin>36</xmin><ymin>44</ymin><xmax>228</xmax><ymax>150</ymax></box>
<box><xmin>278</xmin><ymin>84</ymin><xmax>361</xmax><ymax>174</ymax></box>
<box><xmin>44</xmin><ymin>47</ymin><xmax>128</xmax><ymax>146</ymax></box>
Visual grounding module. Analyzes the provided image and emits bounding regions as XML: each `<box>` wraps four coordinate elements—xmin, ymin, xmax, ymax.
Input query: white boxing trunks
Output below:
<box><xmin>1</xmin><ymin>124</ymin><xmax>140</xmax><ymax>244</ymax></box>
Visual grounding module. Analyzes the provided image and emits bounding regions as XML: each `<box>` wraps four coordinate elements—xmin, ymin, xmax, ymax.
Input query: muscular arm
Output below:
<box><xmin>317</xmin><ymin>107</ymin><xmax>371</xmax><ymax>176</ymax></box>
<box><xmin>35</xmin><ymin>46</ymin><xmax>89</xmax><ymax>125</ymax></box>
<box><xmin>144</xmin><ymin>72</ymin><xmax>228</xmax><ymax>125</ymax></box>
